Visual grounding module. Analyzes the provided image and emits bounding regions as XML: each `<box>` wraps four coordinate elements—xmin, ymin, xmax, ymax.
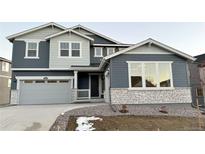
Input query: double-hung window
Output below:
<box><xmin>107</xmin><ymin>48</ymin><xmax>115</xmax><ymax>56</ymax></box>
<box><xmin>59</xmin><ymin>42</ymin><xmax>81</xmax><ymax>57</ymax></box>
<box><xmin>71</xmin><ymin>43</ymin><xmax>80</xmax><ymax>57</ymax></box>
<box><xmin>60</xmin><ymin>42</ymin><xmax>69</xmax><ymax>57</ymax></box>
<box><xmin>94</xmin><ymin>47</ymin><xmax>103</xmax><ymax>57</ymax></box>
<box><xmin>25</xmin><ymin>42</ymin><xmax>39</xmax><ymax>58</ymax></box>
<box><xmin>128</xmin><ymin>61</ymin><xmax>173</xmax><ymax>89</ymax></box>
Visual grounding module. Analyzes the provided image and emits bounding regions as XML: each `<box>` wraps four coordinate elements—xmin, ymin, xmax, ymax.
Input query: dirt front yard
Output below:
<box><xmin>67</xmin><ymin>115</ymin><xmax>205</xmax><ymax>131</ymax></box>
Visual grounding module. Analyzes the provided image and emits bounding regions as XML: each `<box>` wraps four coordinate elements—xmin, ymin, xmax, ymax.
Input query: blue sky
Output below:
<box><xmin>0</xmin><ymin>22</ymin><xmax>205</xmax><ymax>60</ymax></box>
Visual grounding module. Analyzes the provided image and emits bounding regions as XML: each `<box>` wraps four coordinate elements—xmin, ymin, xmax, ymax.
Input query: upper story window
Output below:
<box><xmin>25</xmin><ymin>42</ymin><xmax>39</xmax><ymax>59</ymax></box>
<box><xmin>71</xmin><ymin>43</ymin><xmax>80</xmax><ymax>57</ymax></box>
<box><xmin>94</xmin><ymin>47</ymin><xmax>103</xmax><ymax>57</ymax></box>
<box><xmin>128</xmin><ymin>61</ymin><xmax>173</xmax><ymax>89</ymax></box>
<box><xmin>107</xmin><ymin>48</ymin><xmax>115</xmax><ymax>56</ymax></box>
<box><xmin>2</xmin><ymin>62</ymin><xmax>10</xmax><ymax>72</ymax></box>
<box><xmin>59</xmin><ymin>42</ymin><xmax>81</xmax><ymax>58</ymax></box>
<box><xmin>60</xmin><ymin>42</ymin><xmax>69</xmax><ymax>57</ymax></box>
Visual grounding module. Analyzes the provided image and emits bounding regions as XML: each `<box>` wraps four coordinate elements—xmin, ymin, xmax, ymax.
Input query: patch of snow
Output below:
<box><xmin>76</xmin><ymin>116</ymin><xmax>102</xmax><ymax>131</ymax></box>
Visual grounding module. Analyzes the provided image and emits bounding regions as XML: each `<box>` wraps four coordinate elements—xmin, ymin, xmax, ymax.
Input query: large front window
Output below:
<box><xmin>128</xmin><ymin>62</ymin><xmax>173</xmax><ymax>89</ymax></box>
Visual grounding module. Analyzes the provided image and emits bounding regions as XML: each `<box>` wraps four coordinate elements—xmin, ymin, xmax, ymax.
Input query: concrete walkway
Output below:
<box><xmin>0</xmin><ymin>103</ymin><xmax>103</xmax><ymax>131</ymax></box>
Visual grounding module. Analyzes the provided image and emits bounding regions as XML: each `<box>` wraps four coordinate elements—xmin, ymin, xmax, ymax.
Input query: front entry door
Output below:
<box><xmin>91</xmin><ymin>75</ymin><xmax>99</xmax><ymax>97</ymax></box>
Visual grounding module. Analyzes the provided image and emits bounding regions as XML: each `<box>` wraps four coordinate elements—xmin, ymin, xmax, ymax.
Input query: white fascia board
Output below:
<box><xmin>93</xmin><ymin>44</ymin><xmax>132</xmax><ymax>47</ymax></box>
<box><xmin>104</xmin><ymin>38</ymin><xmax>196</xmax><ymax>61</ymax></box>
<box><xmin>45</xmin><ymin>29</ymin><xmax>94</xmax><ymax>41</ymax></box>
<box><xmin>11</xmin><ymin>68</ymin><xmax>71</xmax><ymax>71</ymax></box>
<box><xmin>71</xmin><ymin>24</ymin><xmax>121</xmax><ymax>44</ymax></box>
<box><xmin>7</xmin><ymin>22</ymin><xmax>66</xmax><ymax>41</ymax></box>
<box><xmin>15</xmin><ymin>76</ymin><xmax>74</xmax><ymax>80</ymax></box>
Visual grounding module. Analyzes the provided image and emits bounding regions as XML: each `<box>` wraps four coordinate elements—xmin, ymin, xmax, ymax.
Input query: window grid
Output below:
<box><xmin>128</xmin><ymin>62</ymin><xmax>173</xmax><ymax>89</ymax></box>
<box><xmin>59</xmin><ymin>42</ymin><xmax>81</xmax><ymax>57</ymax></box>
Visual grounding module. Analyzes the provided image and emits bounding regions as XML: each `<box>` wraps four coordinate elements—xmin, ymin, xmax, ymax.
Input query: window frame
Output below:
<box><xmin>25</xmin><ymin>41</ymin><xmax>39</xmax><ymax>59</ymax></box>
<box><xmin>58</xmin><ymin>41</ymin><xmax>81</xmax><ymax>58</ymax></box>
<box><xmin>107</xmin><ymin>48</ymin><xmax>115</xmax><ymax>56</ymax></box>
<box><xmin>2</xmin><ymin>62</ymin><xmax>10</xmax><ymax>72</ymax></box>
<box><xmin>94</xmin><ymin>47</ymin><xmax>103</xmax><ymax>57</ymax></box>
<box><xmin>127</xmin><ymin>61</ymin><xmax>174</xmax><ymax>90</ymax></box>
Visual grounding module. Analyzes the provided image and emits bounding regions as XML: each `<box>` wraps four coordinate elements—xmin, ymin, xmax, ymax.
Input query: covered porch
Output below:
<box><xmin>72</xmin><ymin>71</ymin><xmax>105</xmax><ymax>102</ymax></box>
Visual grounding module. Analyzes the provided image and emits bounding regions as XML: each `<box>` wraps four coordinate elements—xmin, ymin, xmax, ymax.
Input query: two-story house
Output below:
<box><xmin>0</xmin><ymin>57</ymin><xmax>11</xmax><ymax>105</ymax></box>
<box><xmin>7</xmin><ymin>22</ymin><xmax>196</xmax><ymax>105</ymax></box>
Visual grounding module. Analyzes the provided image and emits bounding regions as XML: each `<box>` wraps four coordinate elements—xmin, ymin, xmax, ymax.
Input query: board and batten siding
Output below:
<box><xmin>15</xmin><ymin>26</ymin><xmax>62</xmax><ymax>40</ymax></box>
<box><xmin>49</xmin><ymin>33</ymin><xmax>90</xmax><ymax>68</ymax></box>
<box><xmin>12</xmin><ymin>41</ymin><xmax>49</xmax><ymax>68</ymax></box>
<box><xmin>110</xmin><ymin>54</ymin><xmax>190</xmax><ymax>88</ymax></box>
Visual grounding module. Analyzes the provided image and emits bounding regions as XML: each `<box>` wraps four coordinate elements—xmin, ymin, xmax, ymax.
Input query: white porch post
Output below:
<box><xmin>74</xmin><ymin>71</ymin><xmax>78</xmax><ymax>89</ymax></box>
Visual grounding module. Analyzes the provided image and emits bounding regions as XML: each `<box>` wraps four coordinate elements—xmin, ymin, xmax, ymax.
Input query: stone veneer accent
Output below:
<box><xmin>10</xmin><ymin>90</ymin><xmax>19</xmax><ymax>104</ymax></box>
<box><xmin>111</xmin><ymin>87</ymin><xmax>192</xmax><ymax>104</ymax></box>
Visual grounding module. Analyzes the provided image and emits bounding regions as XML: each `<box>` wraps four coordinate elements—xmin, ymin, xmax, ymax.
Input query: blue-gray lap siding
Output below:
<box><xmin>110</xmin><ymin>54</ymin><xmax>190</xmax><ymax>88</ymax></box>
<box><xmin>12</xmin><ymin>41</ymin><xmax>49</xmax><ymax>68</ymax></box>
<box><xmin>11</xmin><ymin>71</ymin><xmax>74</xmax><ymax>90</ymax></box>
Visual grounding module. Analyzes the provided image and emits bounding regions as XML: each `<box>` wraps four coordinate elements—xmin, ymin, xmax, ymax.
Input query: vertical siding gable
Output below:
<box><xmin>15</xmin><ymin>26</ymin><xmax>62</xmax><ymax>40</ymax></box>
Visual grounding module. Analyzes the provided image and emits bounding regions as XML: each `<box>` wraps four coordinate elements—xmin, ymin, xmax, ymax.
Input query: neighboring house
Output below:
<box><xmin>0</xmin><ymin>57</ymin><xmax>11</xmax><ymax>105</ymax></box>
<box><xmin>7</xmin><ymin>22</ymin><xmax>196</xmax><ymax>105</ymax></box>
<box><xmin>189</xmin><ymin>53</ymin><xmax>205</xmax><ymax>107</ymax></box>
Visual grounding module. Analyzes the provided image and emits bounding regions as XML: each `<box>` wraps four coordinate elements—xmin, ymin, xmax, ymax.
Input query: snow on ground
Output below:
<box><xmin>76</xmin><ymin>116</ymin><xmax>102</xmax><ymax>131</ymax></box>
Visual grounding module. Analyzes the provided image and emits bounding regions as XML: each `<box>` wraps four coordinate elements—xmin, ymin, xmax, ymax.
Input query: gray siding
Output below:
<box><xmin>12</xmin><ymin>41</ymin><xmax>49</xmax><ymax>68</ymax></box>
<box><xmin>49</xmin><ymin>32</ymin><xmax>90</xmax><ymax>68</ymax></box>
<box><xmin>110</xmin><ymin>54</ymin><xmax>189</xmax><ymax>88</ymax></box>
<box><xmin>87</xmin><ymin>35</ymin><xmax>116</xmax><ymax>44</ymax></box>
<box><xmin>11</xmin><ymin>71</ymin><xmax>73</xmax><ymax>90</ymax></box>
<box><xmin>90</xmin><ymin>47</ymin><xmax>125</xmax><ymax>65</ymax></box>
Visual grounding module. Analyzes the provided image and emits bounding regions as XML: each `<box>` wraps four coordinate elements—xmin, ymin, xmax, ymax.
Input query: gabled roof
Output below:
<box><xmin>45</xmin><ymin>29</ymin><xmax>94</xmax><ymax>41</ymax></box>
<box><xmin>71</xmin><ymin>24</ymin><xmax>121</xmax><ymax>44</ymax></box>
<box><xmin>104</xmin><ymin>38</ymin><xmax>196</xmax><ymax>61</ymax></box>
<box><xmin>7</xmin><ymin>22</ymin><xmax>66</xmax><ymax>42</ymax></box>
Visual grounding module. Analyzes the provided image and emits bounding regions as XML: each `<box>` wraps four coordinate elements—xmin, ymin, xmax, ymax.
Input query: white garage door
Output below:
<box><xmin>19</xmin><ymin>80</ymin><xmax>72</xmax><ymax>104</ymax></box>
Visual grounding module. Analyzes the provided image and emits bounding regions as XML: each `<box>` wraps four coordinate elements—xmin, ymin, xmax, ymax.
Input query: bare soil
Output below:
<box><xmin>67</xmin><ymin>115</ymin><xmax>205</xmax><ymax>131</ymax></box>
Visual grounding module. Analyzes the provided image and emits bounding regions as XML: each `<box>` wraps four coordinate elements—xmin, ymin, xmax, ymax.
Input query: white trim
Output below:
<box><xmin>58</xmin><ymin>41</ymin><xmax>82</xmax><ymax>58</ymax></box>
<box><xmin>94</xmin><ymin>47</ymin><xmax>103</xmax><ymax>57</ymax></box>
<box><xmin>15</xmin><ymin>76</ymin><xmax>74</xmax><ymax>80</ymax></box>
<box><xmin>104</xmin><ymin>38</ymin><xmax>196</xmax><ymax>61</ymax></box>
<box><xmin>127</xmin><ymin>61</ymin><xmax>174</xmax><ymax>90</ymax></box>
<box><xmin>71</xmin><ymin>24</ymin><xmax>121</xmax><ymax>44</ymax></box>
<box><xmin>126</xmin><ymin>61</ymin><xmax>174</xmax><ymax>64</ymax></box>
<box><xmin>93</xmin><ymin>44</ymin><xmax>132</xmax><ymax>47</ymax></box>
<box><xmin>107</xmin><ymin>47</ymin><xmax>115</xmax><ymax>56</ymax></box>
<box><xmin>7</xmin><ymin>22</ymin><xmax>66</xmax><ymax>41</ymax></box>
<box><xmin>0</xmin><ymin>75</ymin><xmax>11</xmax><ymax>78</ymax></box>
<box><xmin>11</xmin><ymin>67</ymin><xmax>102</xmax><ymax>71</ymax></box>
<box><xmin>24</xmin><ymin>41</ymin><xmax>40</xmax><ymax>59</ymax></box>
<box><xmin>45</xmin><ymin>29</ymin><xmax>94</xmax><ymax>41</ymax></box>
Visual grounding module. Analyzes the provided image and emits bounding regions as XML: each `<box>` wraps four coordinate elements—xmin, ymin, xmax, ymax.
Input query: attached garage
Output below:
<box><xmin>16</xmin><ymin>76</ymin><xmax>73</xmax><ymax>105</ymax></box>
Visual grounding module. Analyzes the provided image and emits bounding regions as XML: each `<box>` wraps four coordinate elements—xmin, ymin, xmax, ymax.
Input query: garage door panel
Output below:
<box><xmin>19</xmin><ymin>81</ymin><xmax>72</xmax><ymax>104</ymax></box>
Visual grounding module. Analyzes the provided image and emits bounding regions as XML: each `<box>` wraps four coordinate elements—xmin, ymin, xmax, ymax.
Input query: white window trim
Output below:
<box><xmin>94</xmin><ymin>47</ymin><xmax>103</xmax><ymax>57</ymax></box>
<box><xmin>127</xmin><ymin>61</ymin><xmax>174</xmax><ymax>90</ymax></box>
<box><xmin>24</xmin><ymin>41</ymin><xmax>40</xmax><ymax>59</ymax></box>
<box><xmin>58</xmin><ymin>41</ymin><xmax>82</xmax><ymax>58</ymax></box>
<box><xmin>107</xmin><ymin>48</ymin><xmax>115</xmax><ymax>56</ymax></box>
<box><xmin>1</xmin><ymin>62</ymin><xmax>10</xmax><ymax>72</ymax></box>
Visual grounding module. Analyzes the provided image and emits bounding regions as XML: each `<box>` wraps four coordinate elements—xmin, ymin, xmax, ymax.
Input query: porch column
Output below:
<box><xmin>74</xmin><ymin>71</ymin><xmax>78</xmax><ymax>89</ymax></box>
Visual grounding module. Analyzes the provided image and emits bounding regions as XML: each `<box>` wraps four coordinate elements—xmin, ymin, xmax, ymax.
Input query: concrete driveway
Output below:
<box><xmin>0</xmin><ymin>103</ymin><xmax>102</xmax><ymax>131</ymax></box>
